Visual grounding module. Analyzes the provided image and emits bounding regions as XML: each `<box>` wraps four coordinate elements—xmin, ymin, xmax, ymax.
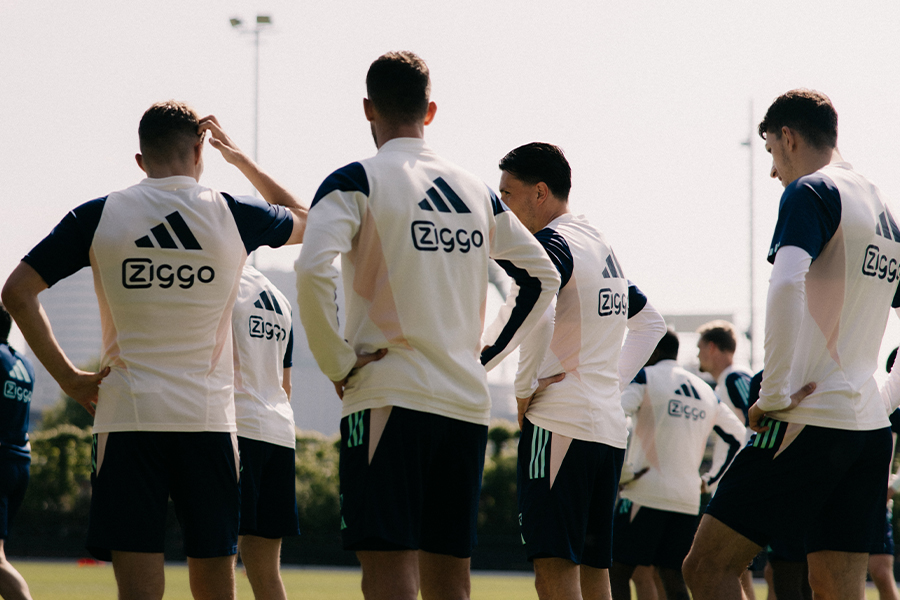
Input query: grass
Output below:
<box><xmin>12</xmin><ymin>560</ymin><xmax>886</xmax><ymax>599</ymax></box>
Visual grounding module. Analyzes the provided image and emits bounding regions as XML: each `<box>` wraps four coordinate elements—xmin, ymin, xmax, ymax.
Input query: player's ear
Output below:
<box><xmin>135</xmin><ymin>154</ymin><xmax>146</xmax><ymax>173</ymax></box>
<box><xmin>363</xmin><ymin>98</ymin><xmax>376</xmax><ymax>122</ymax></box>
<box><xmin>535</xmin><ymin>181</ymin><xmax>550</xmax><ymax>204</ymax></box>
<box><xmin>424</xmin><ymin>101</ymin><xmax>437</xmax><ymax>126</ymax></box>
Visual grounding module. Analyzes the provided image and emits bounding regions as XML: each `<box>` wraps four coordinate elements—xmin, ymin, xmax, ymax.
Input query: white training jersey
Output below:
<box><xmin>500</xmin><ymin>213</ymin><xmax>666</xmax><ymax>447</ymax></box>
<box><xmin>620</xmin><ymin>359</ymin><xmax>746</xmax><ymax>515</ymax></box>
<box><xmin>23</xmin><ymin>176</ymin><xmax>294</xmax><ymax>433</ymax></box>
<box><xmin>295</xmin><ymin>137</ymin><xmax>559</xmax><ymax>426</ymax></box>
<box><xmin>760</xmin><ymin>162</ymin><xmax>900</xmax><ymax>430</ymax></box>
<box><xmin>232</xmin><ymin>265</ymin><xmax>296</xmax><ymax>448</ymax></box>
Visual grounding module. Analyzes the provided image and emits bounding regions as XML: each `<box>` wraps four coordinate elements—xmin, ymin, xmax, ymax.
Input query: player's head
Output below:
<box><xmin>0</xmin><ymin>303</ymin><xmax>11</xmax><ymax>345</ymax></box>
<box><xmin>648</xmin><ymin>329</ymin><xmax>679</xmax><ymax>365</ymax></box>
<box><xmin>499</xmin><ymin>143</ymin><xmax>572</xmax><ymax>201</ymax></box>
<box><xmin>365</xmin><ymin>51</ymin><xmax>431</xmax><ymax>127</ymax></box>
<box><xmin>137</xmin><ymin>100</ymin><xmax>204</xmax><ymax>173</ymax></box>
<box><xmin>758</xmin><ymin>89</ymin><xmax>837</xmax><ymax>150</ymax></box>
<box><xmin>697</xmin><ymin>320</ymin><xmax>736</xmax><ymax>375</ymax></box>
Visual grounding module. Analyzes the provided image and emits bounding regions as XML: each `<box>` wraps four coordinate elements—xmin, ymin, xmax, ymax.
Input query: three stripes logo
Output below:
<box><xmin>346</xmin><ymin>411</ymin><xmax>365</xmax><ymax>448</ymax></box>
<box><xmin>668</xmin><ymin>382</ymin><xmax>707</xmax><ymax>421</ymax></box>
<box><xmin>4</xmin><ymin>359</ymin><xmax>32</xmax><ymax>402</ymax></box>
<box><xmin>528</xmin><ymin>425</ymin><xmax>550</xmax><ymax>480</ymax></box>
<box><xmin>751</xmin><ymin>418</ymin><xmax>782</xmax><ymax>450</ymax></box>
<box><xmin>601</xmin><ymin>251</ymin><xmax>625</xmax><ymax>279</ymax></box>
<box><xmin>7</xmin><ymin>360</ymin><xmax>31</xmax><ymax>385</ymax></box>
<box><xmin>135</xmin><ymin>211</ymin><xmax>203</xmax><ymax>250</ymax></box>
<box><xmin>249</xmin><ymin>289</ymin><xmax>289</xmax><ymax>341</ymax></box>
<box><xmin>674</xmin><ymin>382</ymin><xmax>701</xmax><ymax>400</ymax></box>
<box><xmin>254</xmin><ymin>290</ymin><xmax>284</xmax><ymax>315</ymax></box>
<box><xmin>875</xmin><ymin>208</ymin><xmax>900</xmax><ymax>243</ymax></box>
<box><xmin>418</xmin><ymin>177</ymin><xmax>471</xmax><ymax>214</ymax></box>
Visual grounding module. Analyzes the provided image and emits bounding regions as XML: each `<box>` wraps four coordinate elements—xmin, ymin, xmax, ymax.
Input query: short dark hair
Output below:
<box><xmin>698</xmin><ymin>320</ymin><xmax>737</xmax><ymax>354</ymax></box>
<box><xmin>366</xmin><ymin>51</ymin><xmax>431</xmax><ymax>126</ymax></box>
<box><xmin>498</xmin><ymin>142</ymin><xmax>572</xmax><ymax>200</ymax></box>
<box><xmin>0</xmin><ymin>304</ymin><xmax>11</xmax><ymax>344</ymax></box>
<box><xmin>656</xmin><ymin>329</ymin><xmax>679</xmax><ymax>361</ymax></box>
<box><xmin>758</xmin><ymin>89</ymin><xmax>838</xmax><ymax>150</ymax></box>
<box><xmin>138</xmin><ymin>100</ymin><xmax>202</xmax><ymax>163</ymax></box>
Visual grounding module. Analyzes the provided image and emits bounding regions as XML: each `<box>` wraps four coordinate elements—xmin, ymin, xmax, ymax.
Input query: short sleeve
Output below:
<box><xmin>767</xmin><ymin>174</ymin><xmax>841</xmax><ymax>264</ymax></box>
<box><xmin>22</xmin><ymin>197</ymin><xmax>107</xmax><ymax>287</ymax></box>
<box><xmin>224</xmin><ymin>193</ymin><xmax>294</xmax><ymax>254</ymax></box>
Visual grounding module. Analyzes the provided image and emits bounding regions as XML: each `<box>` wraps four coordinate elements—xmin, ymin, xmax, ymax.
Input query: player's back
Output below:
<box><xmin>0</xmin><ymin>344</ymin><xmax>33</xmax><ymax>453</ymax></box>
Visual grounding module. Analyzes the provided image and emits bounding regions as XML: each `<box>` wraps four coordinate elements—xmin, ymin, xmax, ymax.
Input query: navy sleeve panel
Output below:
<box><xmin>224</xmin><ymin>193</ymin><xmax>294</xmax><ymax>254</ymax></box>
<box><xmin>889</xmin><ymin>407</ymin><xmax>900</xmax><ymax>434</ymax></box>
<box><xmin>283</xmin><ymin>327</ymin><xmax>294</xmax><ymax>369</ymax></box>
<box><xmin>632</xmin><ymin>368</ymin><xmax>647</xmax><ymax>385</ymax></box>
<box><xmin>311</xmin><ymin>162</ymin><xmax>369</xmax><ymax>209</ymax></box>
<box><xmin>626</xmin><ymin>280</ymin><xmax>648</xmax><ymax>319</ymax></box>
<box><xmin>892</xmin><ymin>279</ymin><xmax>900</xmax><ymax>308</ymax></box>
<box><xmin>534</xmin><ymin>228</ymin><xmax>573</xmax><ymax>289</ymax></box>
<box><xmin>724</xmin><ymin>371</ymin><xmax>752</xmax><ymax>423</ymax></box>
<box><xmin>707</xmin><ymin>425</ymin><xmax>741</xmax><ymax>485</ymax></box>
<box><xmin>488</xmin><ymin>186</ymin><xmax>506</xmax><ymax>216</ymax></box>
<box><xmin>480</xmin><ymin>259</ymin><xmax>543</xmax><ymax>366</ymax></box>
<box><xmin>22</xmin><ymin>197</ymin><xmax>107</xmax><ymax>288</ymax></box>
<box><xmin>749</xmin><ymin>370</ymin><xmax>763</xmax><ymax>404</ymax></box>
<box><xmin>767</xmin><ymin>173</ymin><xmax>841</xmax><ymax>264</ymax></box>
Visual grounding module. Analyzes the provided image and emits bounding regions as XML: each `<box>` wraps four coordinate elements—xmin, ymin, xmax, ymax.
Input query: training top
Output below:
<box><xmin>620</xmin><ymin>359</ymin><xmax>746</xmax><ymax>514</ymax></box>
<box><xmin>705</xmin><ymin>365</ymin><xmax>753</xmax><ymax>490</ymax></box>
<box><xmin>0</xmin><ymin>343</ymin><xmax>34</xmax><ymax>460</ymax></box>
<box><xmin>23</xmin><ymin>176</ymin><xmax>294</xmax><ymax>433</ymax></box>
<box><xmin>296</xmin><ymin>137</ymin><xmax>559</xmax><ymax>426</ymax></box>
<box><xmin>759</xmin><ymin>162</ymin><xmax>900</xmax><ymax>431</ymax></box>
<box><xmin>232</xmin><ymin>265</ymin><xmax>296</xmax><ymax>448</ymax></box>
<box><xmin>500</xmin><ymin>213</ymin><xmax>666</xmax><ymax>447</ymax></box>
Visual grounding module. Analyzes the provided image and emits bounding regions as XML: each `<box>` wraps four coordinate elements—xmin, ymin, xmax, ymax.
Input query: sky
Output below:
<box><xmin>2</xmin><ymin>0</ymin><xmax>900</xmax><ymax>371</ymax></box>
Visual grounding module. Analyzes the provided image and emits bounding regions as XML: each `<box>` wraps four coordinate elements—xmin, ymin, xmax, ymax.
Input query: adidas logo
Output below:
<box><xmin>135</xmin><ymin>211</ymin><xmax>203</xmax><ymax>250</ymax></box>
<box><xmin>876</xmin><ymin>208</ymin><xmax>900</xmax><ymax>243</ymax></box>
<box><xmin>674</xmin><ymin>382</ymin><xmax>701</xmax><ymax>400</ymax></box>
<box><xmin>418</xmin><ymin>177</ymin><xmax>471</xmax><ymax>214</ymax></box>
<box><xmin>253</xmin><ymin>290</ymin><xmax>284</xmax><ymax>315</ymax></box>
<box><xmin>601</xmin><ymin>252</ymin><xmax>625</xmax><ymax>279</ymax></box>
<box><xmin>8</xmin><ymin>359</ymin><xmax>31</xmax><ymax>384</ymax></box>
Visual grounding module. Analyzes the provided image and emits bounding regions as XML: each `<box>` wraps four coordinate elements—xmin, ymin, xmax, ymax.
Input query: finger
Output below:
<box><xmin>551</xmin><ymin>372</ymin><xmax>566</xmax><ymax>383</ymax></box>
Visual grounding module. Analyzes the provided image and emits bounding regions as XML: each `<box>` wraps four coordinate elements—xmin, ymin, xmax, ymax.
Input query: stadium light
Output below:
<box><xmin>228</xmin><ymin>14</ymin><xmax>273</xmax><ymax>168</ymax></box>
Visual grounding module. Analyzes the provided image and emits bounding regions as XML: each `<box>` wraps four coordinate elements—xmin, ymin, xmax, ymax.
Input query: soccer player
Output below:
<box><xmin>232</xmin><ymin>265</ymin><xmax>298</xmax><ymax>600</ymax></box>
<box><xmin>683</xmin><ymin>89</ymin><xmax>900</xmax><ymax>600</ymax></box>
<box><xmin>611</xmin><ymin>330</ymin><xmax>746</xmax><ymax>600</ymax></box>
<box><xmin>0</xmin><ymin>305</ymin><xmax>34</xmax><ymax>600</ymax></box>
<box><xmin>496</xmin><ymin>142</ymin><xmax>666</xmax><ymax>600</ymax></box>
<box><xmin>1</xmin><ymin>102</ymin><xmax>306</xmax><ymax>600</ymax></box>
<box><xmin>295</xmin><ymin>52</ymin><xmax>559</xmax><ymax>600</ymax></box>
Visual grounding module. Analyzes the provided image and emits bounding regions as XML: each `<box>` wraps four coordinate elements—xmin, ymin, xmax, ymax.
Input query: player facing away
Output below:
<box><xmin>495</xmin><ymin>142</ymin><xmax>667</xmax><ymax>600</ymax></box>
<box><xmin>683</xmin><ymin>89</ymin><xmax>900</xmax><ymax>600</ymax></box>
<box><xmin>232</xmin><ymin>265</ymin><xmax>299</xmax><ymax>600</ymax></box>
<box><xmin>610</xmin><ymin>330</ymin><xmax>746</xmax><ymax>600</ymax></box>
<box><xmin>0</xmin><ymin>305</ymin><xmax>34</xmax><ymax>600</ymax></box>
<box><xmin>295</xmin><ymin>52</ymin><xmax>559</xmax><ymax>600</ymax></box>
<box><xmin>1</xmin><ymin>101</ymin><xmax>307</xmax><ymax>600</ymax></box>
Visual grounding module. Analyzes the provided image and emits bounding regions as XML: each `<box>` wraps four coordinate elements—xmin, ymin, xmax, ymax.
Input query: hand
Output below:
<box><xmin>701</xmin><ymin>479</ymin><xmax>709</xmax><ymax>495</ymax></box>
<box><xmin>59</xmin><ymin>367</ymin><xmax>111</xmax><ymax>417</ymax></box>
<box><xmin>332</xmin><ymin>348</ymin><xmax>388</xmax><ymax>399</ymax></box>
<box><xmin>748</xmin><ymin>381</ymin><xmax>816</xmax><ymax>432</ymax></box>
<box><xmin>618</xmin><ymin>467</ymin><xmax>649</xmax><ymax>491</ymax></box>
<box><xmin>198</xmin><ymin>115</ymin><xmax>248</xmax><ymax>167</ymax></box>
<box><xmin>517</xmin><ymin>372</ymin><xmax>565</xmax><ymax>428</ymax></box>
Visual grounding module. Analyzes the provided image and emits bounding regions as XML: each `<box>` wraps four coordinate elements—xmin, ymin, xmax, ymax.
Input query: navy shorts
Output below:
<box><xmin>238</xmin><ymin>437</ymin><xmax>300</xmax><ymax>539</ymax></box>
<box><xmin>706</xmin><ymin>419</ymin><xmax>891</xmax><ymax>555</ymax></box>
<box><xmin>339</xmin><ymin>406</ymin><xmax>488</xmax><ymax>558</ymax></box>
<box><xmin>0</xmin><ymin>456</ymin><xmax>29</xmax><ymax>539</ymax></box>
<box><xmin>613</xmin><ymin>499</ymin><xmax>698</xmax><ymax>570</ymax></box>
<box><xmin>517</xmin><ymin>419</ymin><xmax>624</xmax><ymax>569</ymax></box>
<box><xmin>87</xmin><ymin>431</ymin><xmax>240</xmax><ymax>560</ymax></box>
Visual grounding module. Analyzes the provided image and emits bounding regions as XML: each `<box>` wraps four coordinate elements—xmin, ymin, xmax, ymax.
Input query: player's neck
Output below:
<box><xmin>374</xmin><ymin>123</ymin><xmax>425</xmax><ymax>149</ymax></box>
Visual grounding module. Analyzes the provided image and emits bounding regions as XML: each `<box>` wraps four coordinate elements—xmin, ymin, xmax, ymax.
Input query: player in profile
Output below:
<box><xmin>611</xmin><ymin>330</ymin><xmax>746</xmax><ymax>600</ymax></box>
<box><xmin>1</xmin><ymin>101</ymin><xmax>306</xmax><ymax>600</ymax></box>
<box><xmin>232</xmin><ymin>265</ymin><xmax>299</xmax><ymax>600</ymax></box>
<box><xmin>0</xmin><ymin>304</ymin><xmax>34</xmax><ymax>600</ymax></box>
<box><xmin>295</xmin><ymin>52</ymin><xmax>559</xmax><ymax>600</ymax></box>
<box><xmin>495</xmin><ymin>142</ymin><xmax>666</xmax><ymax>600</ymax></box>
<box><xmin>683</xmin><ymin>89</ymin><xmax>900</xmax><ymax>600</ymax></box>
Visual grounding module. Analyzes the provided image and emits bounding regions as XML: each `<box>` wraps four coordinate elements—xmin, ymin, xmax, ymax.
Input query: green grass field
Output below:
<box><xmin>13</xmin><ymin>560</ymin><xmax>884</xmax><ymax>599</ymax></box>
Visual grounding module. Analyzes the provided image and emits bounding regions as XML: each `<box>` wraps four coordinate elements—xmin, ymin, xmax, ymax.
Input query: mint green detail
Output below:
<box><xmin>341</xmin><ymin>517</ymin><xmax>347</xmax><ymax>530</ymax></box>
<box><xmin>767</xmin><ymin>420</ymin><xmax>782</xmax><ymax>449</ymax></box>
<box><xmin>530</xmin><ymin>426</ymin><xmax>549</xmax><ymax>479</ymax></box>
<box><xmin>347</xmin><ymin>411</ymin><xmax>366</xmax><ymax>448</ymax></box>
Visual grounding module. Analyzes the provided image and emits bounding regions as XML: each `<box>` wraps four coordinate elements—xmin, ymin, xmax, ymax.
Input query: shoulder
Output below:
<box><xmin>781</xmin><ymin>171</ymin><xmax>841</xmax><ymax>212</ymax></box>
<box><xmin>312</xmin><ymin>162</ymin><xmax>370</xmax><ymax>208</ymax></box>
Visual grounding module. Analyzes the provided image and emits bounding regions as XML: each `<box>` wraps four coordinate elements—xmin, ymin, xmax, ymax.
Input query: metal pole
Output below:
<box><xmin>745</xmin><ymin>100</ymin><xmax>755</xmax><ymax>369</ymax></box>
<box><xmin>253</xmin><ymin>26</ymin><xmax>260</xmax><ymax>170</ymax></box>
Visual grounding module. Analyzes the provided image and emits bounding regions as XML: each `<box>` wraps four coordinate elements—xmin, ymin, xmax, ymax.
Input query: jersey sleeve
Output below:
<box><xmin>513</xmin><ymin>298</ymin><xmax>556</xmax><ymax>399</ymax></box>
<box><xmin>224</xmin><ymin>193</ymin><xmax>295</xmax><ymax>254</ymax></box>
<box><xmin>705</xmin><ymin>400</ymin><xmax>746</xmax><ymax>485</ymax></box>
<box><xmin>534</xmin><ymin>228</ymin><xmax>573</xmax><ymax>289</ymax></box>
<box><xmin>767</xmin><ymin>173</ymin><xmax>841</xmax><ymax>264</ymax></box>
<box><xmin>295</xmin><ymin>162</ymin><xmax>369</xmax><ymax>381</ymax></box>
<box><xmin>618</xmin><ymin>286</ymin><xmax>666</xmax><ymax>390</ymax></box>
<box><xmin>283</xmin><ymin>327</ymin><xmax>294</xmax><ymax>369</ymax></box>
<box><xmin>481</xmin><ymin>189</ymin><xmax>560</xmax><ymax>370</ymax></box>
<box><xmin>620</xmin><ymin>369</ymin><xmax>647</xmax><ymax>417</ymax></box>
<box><xmin>724</xmin><ymin>371</ymin><xmax>752</xmax><ymax>424</ymax></box>
<box><xmin>22</xmin><ymin>197</ymin><xmax>107</xmax><ymax>287</ymax></box>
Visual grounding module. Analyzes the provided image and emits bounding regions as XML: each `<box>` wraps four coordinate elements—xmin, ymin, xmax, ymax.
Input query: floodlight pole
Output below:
<box><xmin>741</xmin><ymin>100</ymin><xmax>756</xmax><ymax>369</ymax></box>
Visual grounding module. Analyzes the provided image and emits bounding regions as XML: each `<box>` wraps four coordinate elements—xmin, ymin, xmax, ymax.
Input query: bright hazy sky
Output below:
<box><xmin>2</xmin><ymin>0</ymin><xmax>900</xmax><ymax>368</ymax></box>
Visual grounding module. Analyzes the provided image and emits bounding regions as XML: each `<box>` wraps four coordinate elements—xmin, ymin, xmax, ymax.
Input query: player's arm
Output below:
<box><xmin>282</xmin><ymin>328</ymin><xmax>294</xmax><ymax>399</ymax></box>
<box><xmin>880</xmin><ymin>306</ymin><xmax>900</xmax><ymax>412</ymax></box>
<box><xmin>618</xmin><ymin>282</ymin><xmax>666</xmax><ymax>390</ymax></box>
<box><xmin>703</xmin><ymin>400</ymin><xmax>746</xmax><ymax>487</ymax></box>
<box><xmin>620</xmin><ymin>369</ymin><xmax>647</xmax><ymax>418</ymax></box>
<box><xmin>1</xmin><ymin>263</ymin><xmax>108</xmax><ymax>416</ymax></box>
<box><xmin>481</xmin><ymin>192</ymin><xmax>560</xmax><ymax>371</ymax></box>
<box><xmin>200</xmin><ymin>115</ymin><xmax>307</xmax><ymax>244</ymax></box>
<box><xmin>724</xmin><ymin>372</ymin><xmax>752</xmax><ymax>425</ymax></box>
